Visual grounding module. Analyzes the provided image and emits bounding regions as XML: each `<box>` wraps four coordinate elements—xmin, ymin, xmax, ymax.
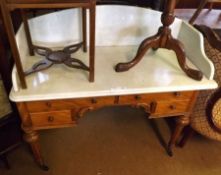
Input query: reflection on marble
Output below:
<box><xmin>33</xmin><ymin>72</ymin><xmax>49</xmax><ymax>88</ymax></box>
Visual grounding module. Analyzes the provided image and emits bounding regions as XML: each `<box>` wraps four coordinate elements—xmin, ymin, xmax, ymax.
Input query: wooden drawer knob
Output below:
<box><xmin>91</xmin><ymin>98</ymin><xmax>97</xmax><ymax>104</ymax></box>
<box><xmin>169</xmin><ymin>105</ymin><xmax>176</xmax><ymax>110</ymax></box>
<box><xmin>48</xmin><ymin>116</ymin><xmax>54</xmax><ymax>122</ymax></box>
<box><xmin>174</xmin><ymin>92</ymin><xmax>181</xmax><ymax>97</ymax></box>
<box><xmin>46</xmin><ymin>102</ymin><xmax>51</xmax><ymax>108</ymax></box>
<box><xmin>135</xmin><ymin>95</ymin><xmax>141</xmax><ymax>100</ymax></box>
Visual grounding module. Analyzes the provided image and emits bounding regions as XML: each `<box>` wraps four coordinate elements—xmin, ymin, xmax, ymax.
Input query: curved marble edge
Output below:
<box><xmin>10</xmin><ymin>83</ymin><xmax>217</xmax><ymax>102</ymax></box>
<box><xmin>12</xmin><ymin>67</ymin><xmax>18</xmax><ymax>92</ymax></box>
<box><xmin>178</xmin><ymin>21</ymin><xmax>215</xmax><ymax>80</ymax></box>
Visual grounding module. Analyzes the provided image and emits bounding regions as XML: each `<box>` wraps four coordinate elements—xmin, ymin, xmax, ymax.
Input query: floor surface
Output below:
<box><xmin>1</xmin><ymin>106</ymin><xmax>221</xmax><ymax>175</ymax></box>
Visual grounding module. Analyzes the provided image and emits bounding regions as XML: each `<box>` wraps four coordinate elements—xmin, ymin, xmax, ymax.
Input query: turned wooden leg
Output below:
<box><xmin>82</xmin><ymin>8</ymin><xmax>87</xmax><ymax>52</ymax></box>
<box><xmin>167</xmin><ymin>37</ymin><xmax>203</xmax><ymax>81</ymax></box>
<box><xmin>17</xmin><ymin>103</ymin><xmax>48</xmax><ymax>170</ymax></box>
<box><xmin>178</xmin><ymin>126</ymin><xmax>195</xmax><ymax>148</ymax></box>
<box><xmin>167</xmin><ymin>115</ymin><xmax>190</xmax><ymax>156</ymax></box>
<box><xmin>89</xmin><ymin>4</ymin><xmax>96</xmax><ymax>82</ymax></box>
<box><xmin>189</xmin><ymin>0</ymin><xmax>208</xmax><ymax>24</ymax></box>
<box><xmin>22</xmin><ymin>127</ymin><xmax>49</xmax><ymax>171</ymax></box>
<box><xmin>115</xmin><ymin>35</ymin><xmax>160</xmax><ymax>72</ymax></box>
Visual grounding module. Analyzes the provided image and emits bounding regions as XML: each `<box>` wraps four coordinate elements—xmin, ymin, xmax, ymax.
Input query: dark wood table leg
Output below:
<box><xmin>0</xmin><ymin>0</ymin><xmax>27</xmax><ymax>88</ymax></box>
<box><xmin>82</xmin><ymin>8</ymin><xmax>87</xmax><ymax>52</ymax></box>
<box><xmin>189</xmin><ymin>0</ymin><xmax>208</xmax><ymax>24</ymax></box>
<box><xmin>17</xmin><ymin>103</ymin><xmax>48</xmax><ymax>171</ymax></box>
<box><xmin>115</xmin><ymin>0</ymin><xmax>203</xmax><ymax>81</ymax></box>
<box><xmin>89</xmin><ymin>1</ymin><xmax>96</xmax><ymax>82</ymax></box>
<box><xmin>20</xmin><ymin>9</ymin><xmax>35</xmax><ymax>56</ymax></box>
<box><xmin>178</xmin><ymin>125</ymin><xmax>195</xmax><ymax>147</ymax></box>
<box><xmin>167</xmin><ymin>115</ymin><xmax>190</xmax><ymax>156</ymax></box>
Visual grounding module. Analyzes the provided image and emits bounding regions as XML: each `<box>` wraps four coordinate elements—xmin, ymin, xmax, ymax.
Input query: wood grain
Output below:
<box><xmin>118</xmin><ymin>91</ymin><xmax>194</xmax><ymax>104</ymax></box>
<box><xmin>26</xmin><ymin>96</ymin><xmax>116</xmax><ymax>112</ymax></box>
<box><xmin>30</xmin><ymin>110</ymin><xmax>75</xmax><ymax>130</ymax></box>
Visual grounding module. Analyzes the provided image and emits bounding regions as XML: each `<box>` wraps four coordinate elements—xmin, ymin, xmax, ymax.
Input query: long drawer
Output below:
<box><xmin>118</xmin><ymin>91</ymin><xmax>194</xmax><ymax>117</ymax></box>
<box><xmin>118</xmin><ymin>91</ymin><xmax>194</xmax><ymax>104</ymax></box>
<box><xmin>26</xmin><ymin>96</ymin><xmax>116</xmax><ymax>112</ymax></box>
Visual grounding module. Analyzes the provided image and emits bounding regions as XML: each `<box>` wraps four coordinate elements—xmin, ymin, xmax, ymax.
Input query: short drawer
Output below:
<box><xmin>151</xmin><ymin>100</ymin><xmax>190</xmax><ymax>118</ymax></box>
<box><xmin>30</xmin><ymin>110</ymin><xmax>75</xmax><ymax>129</ymax></box>
<box><xmin>26</xmin><ymin>96</ymin><xmax>115</xmax><ymax>112</ymax></box>
<box><xmin>118</xmin><ymin>91</ymin><xmax>194</xmax><ymax>104</ymax></box>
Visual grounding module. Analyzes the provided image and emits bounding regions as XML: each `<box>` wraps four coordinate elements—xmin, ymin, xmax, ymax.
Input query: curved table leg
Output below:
<box><xmin>166</xmin><ymin>37</ymin><xmax>203</xmax><ymax>81</ymax></box>
<box><xmin>178</xmin><ymin>126</ymin><xmax>195</xmax><ymax>148</ymax></box>
<box><xmin>115</xmin><ymin>35</ymin><xmax>160</xmax><ymax>72</ymax></box>
<box><xmin>25</xmin><ymin>59</ymin><xmax>53</xmax><ymax>75</ymax></box>
<box><xmin>64</xmin><ymin>57</ymin><xmax>90</xmax><ymax>71</ymax></box>
<box><xmin>167</xmin><ymin>115</ymin><xmax>190</xmax><ymax>156</ymax></box>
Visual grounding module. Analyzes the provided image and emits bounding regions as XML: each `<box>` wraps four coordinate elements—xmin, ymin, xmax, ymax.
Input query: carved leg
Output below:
<box><xmin>167</xmin><ymin>115</ymin><xmax>190</xmax><ymax>156</ymax></box>
<box><xmin>64</xmin><ymin>57</ymin><xmax>89</xmax><ymax>71</ymax></box>
<box><xmin>166</xmin><ymin>37</ymin><xmax>203</xmax><ymax>81</ymax></box>
<box><xmin>82</xmin><ymin>8</ymin><xmax>87</xmax><ymax>52</ymax></box>
<box><xmin>178</xmin><ymin>126</ymin><xmax>195</xmax><ymax>148</ymax></box>
<box><xmin>23</xmin><ymin>127</ymin><xmax>49</xmax><ymax>171</ymax></box>
<box><xmin>63</xmin><ymin>42</ymin><xmax>83</xmax><ymax>54</ymax></box>
<box><xmin>17</xmin><ymin>103</ymin><xmax>48</xmax><ymax>170</ymax></box>
<box><xmin>25</xmin><ymin>59</ymin><xmax>53</xmax><ymax>75</ymax></box>
<box><xmin>115</xmin><ymin>35</ymin><xmax>160</xmax><ymax>72</ymax></box>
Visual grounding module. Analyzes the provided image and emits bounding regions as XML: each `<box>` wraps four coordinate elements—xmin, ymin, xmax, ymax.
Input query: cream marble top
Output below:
<box><xmin>10</xmin><ymin>46</ymin><xmax>217</xmax><ymax>102</ymax></box>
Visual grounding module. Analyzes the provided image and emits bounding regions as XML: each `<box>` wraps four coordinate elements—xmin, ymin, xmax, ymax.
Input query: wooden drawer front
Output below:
<box><xmin>26</xmin><ymin>96</ymin><xmax>115</xmax><ymax>112</ymax></box>
<box><xmin>30</xmin><ymin>110</ymin><xmax>74</xmax><ymax>129</ymax></box>
<box><xmin>6</xmin><ymin>0</ymin><xmax>90</xmax><ymax>4</ymax></box>
<box><xmin>151</xmin><ymin>100</ymin><xmax>190</xmax><ymax>117</ymax></box>
<box><xmin>118</xmin><ymin>91</ymin><xmax>193</xmax><ymax>104</ymax></box>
